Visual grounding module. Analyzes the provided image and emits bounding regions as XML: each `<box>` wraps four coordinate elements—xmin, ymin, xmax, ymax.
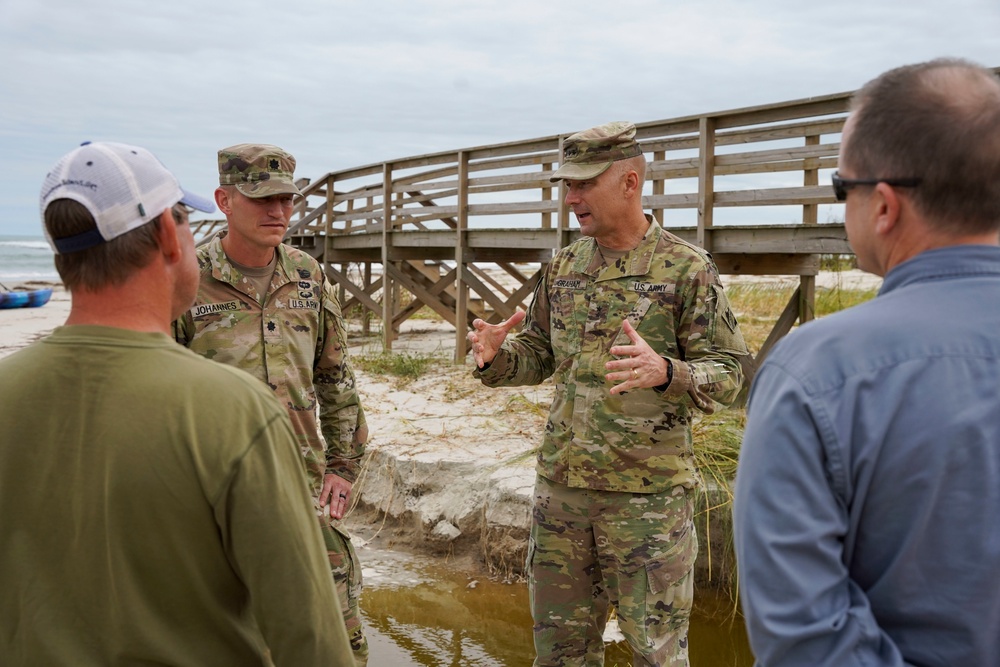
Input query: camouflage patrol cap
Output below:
<box><xmin>218</xmin><ymin>143</ymin><xmax>301</xmax><ymax>198</ymax></box>
<box><xmin>550</xmin><ymin>121</ymin><xmax>643</xmax><ymax>182</ymax></box>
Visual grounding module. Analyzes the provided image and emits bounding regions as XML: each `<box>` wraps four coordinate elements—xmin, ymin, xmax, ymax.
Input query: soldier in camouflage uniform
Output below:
<box><xmin>173</xmin><ymin>144</ymin><xmax>369</xmax><ymax>665</ymax></box>
<box><xmin>468</xmin><ymin>122</ymin><xmax>748</xmax><ymax>667</ymax></box>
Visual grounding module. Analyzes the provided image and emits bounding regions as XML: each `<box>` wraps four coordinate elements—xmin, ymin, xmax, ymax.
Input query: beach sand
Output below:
<box><xmin>0</xmin><ymin>284</ymin><xmax>71</xmax><ymax>360</ymax></box>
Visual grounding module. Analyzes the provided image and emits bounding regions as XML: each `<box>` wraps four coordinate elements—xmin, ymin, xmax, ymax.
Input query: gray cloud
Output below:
<box><xmin>2</xmin><ymin>0</ymin><xmax>999</xmax><ymax>233</ymax></box>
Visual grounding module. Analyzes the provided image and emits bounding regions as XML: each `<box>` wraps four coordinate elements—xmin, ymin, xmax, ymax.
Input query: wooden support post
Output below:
<box><xmin>652</xmin><ymin>149</ymin><xmax>665</xmax><ymax>223</ymax></box>
<box><xmin>381</xmin><ymin>163</ymin><xmax>394</xmax><ymax>351</ymax></box>
<box><xmin>800</xmin><ymin>134</ymin><xmax>820</xmax><ymax>323</ymax></box>
<box><xmin>541</xmin><ymin>161</ymin><xmax>553</xmax><ymax>230</ymax></box>
<box><xmin>338</xmin><ymin>262</ymin><xmax>346</xmax><ymax>307</ymax></box>
<box><xmin>363</xmin><ymin>262</ymin><xmax>372</xmax><ymax>336</ymax></box>
<box><xmin>556</xmin><ymin>135</ymin><xmax>570</xmax><ymax>251</ymax></box>
<box><xmin>455</xmin><ymin>151</ymin><xmax>470</xmax><ymax>362</ymax></box>
<box><xmin>323</xmin><ymin>173</ymin><xmax>334</xmax><ymax>283</ymax></box>
<box><xmin>697</xmin><ymin>116</ymin><xmax>717</xmax><ymax>252</ymax></box>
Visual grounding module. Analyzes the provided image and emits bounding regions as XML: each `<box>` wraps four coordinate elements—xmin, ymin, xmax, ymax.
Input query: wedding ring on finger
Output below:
<box><xmin>631</xmin><ymin>368</ymin><xmax>638</xmax><ymax>380</ymax></box>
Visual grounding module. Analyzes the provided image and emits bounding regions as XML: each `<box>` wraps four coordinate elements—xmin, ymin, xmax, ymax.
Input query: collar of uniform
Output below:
<box><xmin>206</xmin><ymin>231</ymin><xmax>296</xmax><ymax>293</ymax></box>
<box><xmin>578</xmin><ymin>214</ymin><xmax>660</xmax><ymax>281</ymax></box>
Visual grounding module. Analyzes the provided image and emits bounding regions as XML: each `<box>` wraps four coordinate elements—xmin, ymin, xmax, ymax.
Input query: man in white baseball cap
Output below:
<box><xmin>0</xmin><ymin>141</ymin><xmax>354</xmax><ymax>665</ymax></box>
<box><xmin>39</xmin><ymin>140</ymin><xmax>215</xmax><ymax>254</ymax></box>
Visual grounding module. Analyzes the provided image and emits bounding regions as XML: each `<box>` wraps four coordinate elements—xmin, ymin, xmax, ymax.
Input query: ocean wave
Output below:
<box><xmin>0</xmin><ymin>240</ymin><xmax>51</xmax><ymax>251</ymax></box>
<box><xmin>0</xmin><ymin>270</ymin><xmax>59</xmax><ymax>280</ymax></box>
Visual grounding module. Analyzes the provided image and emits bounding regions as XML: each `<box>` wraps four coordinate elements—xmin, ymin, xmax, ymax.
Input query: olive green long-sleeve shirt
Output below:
<box><xmin>0</xmin><ymin>326</ymin><xmax>352</xmax><ymax>665</ymax></box>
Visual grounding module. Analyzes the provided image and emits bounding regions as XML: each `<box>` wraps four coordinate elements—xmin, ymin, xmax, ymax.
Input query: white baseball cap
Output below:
<box><xmin>40</xmin><ymin>141</ymin><xmax>215</xmax><ymax>254</ymax></box>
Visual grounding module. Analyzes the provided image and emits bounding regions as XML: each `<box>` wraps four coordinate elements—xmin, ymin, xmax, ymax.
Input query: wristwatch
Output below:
<box><xmin>653</xmin><ymin>356</ymin><xmax>673</xmax><ymax>392</ymax></box>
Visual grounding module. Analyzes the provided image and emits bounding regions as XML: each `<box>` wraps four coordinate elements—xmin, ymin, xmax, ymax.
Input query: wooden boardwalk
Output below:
<box><xmin>192</xmin><ymin>87</ymin><xmax>859</xmax><ymax>365</ymax></box>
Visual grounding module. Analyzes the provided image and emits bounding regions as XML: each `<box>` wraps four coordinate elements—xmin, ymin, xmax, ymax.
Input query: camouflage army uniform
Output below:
<box><xmin>174</xmin><ymin>232</ymin><xmax>369</xmax><ymax>663</ymax></box>
<box><xmin>476</xmin><ymin>216</ymin><xmax>747</xmax><ymax>666</ymax></box>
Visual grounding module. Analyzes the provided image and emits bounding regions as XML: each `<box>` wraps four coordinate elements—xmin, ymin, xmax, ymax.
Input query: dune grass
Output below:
<box><xmin>691</xmin><ymin>278</ymin><xmax>878</xmax><ymax>604</ymax></box>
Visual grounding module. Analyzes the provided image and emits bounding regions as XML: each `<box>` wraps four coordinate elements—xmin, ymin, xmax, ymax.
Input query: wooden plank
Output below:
<box><xmin>639</xmin><ymin>119</ymin><xmax>844</xmax><ymax>155</ymax></box>
<box><xmin>713</xmin><ymin>184</ymin><xmax>834</xmax><ymax>207</ymax></box>
<box><xmin>467</xmin><ymin>229</ymin><xmax>560</xmax><ymax>249</ymax></box>
<box><xmin>393</xmin><ymin>204</ymin><xmax>461</xmax><ymax>218</ymax></box>
<box><xmin>714</xmin><ymin>97</ymin><xmax>851</xmax><ymax>130</ymax></box>
<box><xmin>337</xmin><ymin>209</ymin><xmax>388</xmax><ymax>223</ymax></box>
<box><xmin>467</xmin><ymin>151</ymin><xmax>562</xmax><ymax>173</ymax></box>
<box><xmin>713</xmin><ymin>254</ymin><xmax>819</xmax><ymax>275</ymax></box>
<box><xmin>714</xmin><ymin>142</ymin><xmax>840</xmax><ymax>167</ymax></box>
<box><xmin>463</xmin><ymin>248</ymin><xmax>555</xmax><ymax>264</ymax></box>
<box><xmin>645</xmin><ymin>192</ymin><xmax>700</xmax><ymax>209</ymax></box>
<box><xmin>716</xmin><ymin>118</ymin><xmax>844</xmax><ymax>146</ymax></box>
<box><xmin>467</xmin><ymin>201</ymin><xmax>560</xmax><ymax>216</ymax></box>
<box><xmin>470</xmin><ymin>172</ymin><xmax>558</xmax><ymax>188</ymax></box>
<box><xmin>386</xmin><ymin>248</ymin><xmax>457</xmax><ymax>261</ymax></box>
<box><xmin>706</xmin><ymin>225</ymin><xmax>851</xmax><ymax>254</ymax></box>
<box><xmin>650</xmin><ymin>155</ymin><xmax>839</xmax><ymax>180</ymax></box>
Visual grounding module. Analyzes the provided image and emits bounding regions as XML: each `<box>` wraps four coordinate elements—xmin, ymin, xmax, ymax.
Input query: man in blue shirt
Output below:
<box><xmin>734</xmin><ymin>58</ymin><xmax>1000</xmax><ymax>667</ymax></box>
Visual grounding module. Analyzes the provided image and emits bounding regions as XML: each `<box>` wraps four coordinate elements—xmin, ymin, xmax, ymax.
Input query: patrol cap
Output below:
<box><xmin>218</xmin><ymin>143</ymin><xmax>301</xmax><ymax>198</ymax></box>
<box><xmin>550</xmin><ymin>121</ymin><xmax>644</xmax><ymax>182</ymax></box>
<box><xmin>39</xmin><ymin>141</ymin><xmax>216</xmax><ymax>254</ymax></box>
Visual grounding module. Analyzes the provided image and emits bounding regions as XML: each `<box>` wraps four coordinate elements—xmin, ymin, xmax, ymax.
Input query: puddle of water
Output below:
<box><xmin>359</xmin><ymin>547</ymin><xmax>754</xmax><ymax>666</ymax></box>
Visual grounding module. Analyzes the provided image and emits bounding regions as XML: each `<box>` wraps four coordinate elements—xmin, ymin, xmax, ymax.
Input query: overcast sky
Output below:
<box><xmin>2</xmin><ymin>0</ymin><xmax>999</xmax><ymax>236</ymax></box>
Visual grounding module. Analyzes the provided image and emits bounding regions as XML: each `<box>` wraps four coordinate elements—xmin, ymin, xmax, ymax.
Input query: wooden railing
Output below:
<box><xmin>192</xmin><ymin>66</ymin><xmax>1000</xmax><ymax>362</ymax></box>
<box><xmin>191</xmin><ymin>89</ymin><xmax>864</xmax><ymax>362</ymax></box>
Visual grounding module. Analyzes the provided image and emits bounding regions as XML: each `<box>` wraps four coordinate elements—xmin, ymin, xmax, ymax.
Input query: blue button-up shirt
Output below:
<box><xmin>734</xmin><ymin>244</ymin><xmax>1000</xmax><ymax>667</ymax></box>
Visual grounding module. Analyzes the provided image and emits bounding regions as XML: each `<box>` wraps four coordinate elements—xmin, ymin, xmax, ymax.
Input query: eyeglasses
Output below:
<box><xmin>831</xmin><ymin>171</ymin><xmax>921</xmax><ymax>202</ymax></box>
<box><xmin>830</xmin><ymin>171</ymin><xmax>922</xmax><ymax>203</ymax></box>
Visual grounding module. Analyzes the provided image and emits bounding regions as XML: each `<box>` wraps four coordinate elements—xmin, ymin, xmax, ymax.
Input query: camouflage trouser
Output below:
<box><xmin>321</xmin><ymin>520</ymin><xmax>368</xmax><ymax>667</ymax></box>
<box><xmin>527</xmin><ymin>475</ymin><xmax>697</xmax><ymax>667</ymax></box>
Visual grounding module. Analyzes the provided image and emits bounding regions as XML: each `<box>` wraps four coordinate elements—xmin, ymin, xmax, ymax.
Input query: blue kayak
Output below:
<box><xmin>0</xmin><ymin>288</ymin><xmax>53</xmax><ymax>309</ymax></box>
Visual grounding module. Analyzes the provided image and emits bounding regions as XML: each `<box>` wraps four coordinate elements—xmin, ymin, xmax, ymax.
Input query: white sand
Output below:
<box><xmin>0</xmin><ymin>285</ymin><xmax>71</xmax><ymax>359</ymax></box>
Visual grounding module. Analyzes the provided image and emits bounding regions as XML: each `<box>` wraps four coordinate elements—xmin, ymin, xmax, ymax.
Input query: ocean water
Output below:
<box><xmin>0</xmin><ymin>235</ymin><xmax>58</xmax><ymax>285</ymax></box>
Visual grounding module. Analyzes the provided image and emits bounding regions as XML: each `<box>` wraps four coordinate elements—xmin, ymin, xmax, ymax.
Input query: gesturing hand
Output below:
<box><xmin>467</xmin><ymin>310</ymin><xmax>526</xmax><ymax>368</ymax></box>
<box><xmin>605</xmin><ymin>319</ymin><xmax>670</xmax><ymax>395</ymax></box>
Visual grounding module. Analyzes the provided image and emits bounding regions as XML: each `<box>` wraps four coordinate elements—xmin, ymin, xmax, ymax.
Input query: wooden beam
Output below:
<box><xmin>387</xmin><ymin>263</ymin><xmax>458</xmax><ymax>326</ymax></box>
<box><xmin>461</xmin><ymin>266</ymin><xmax>517</xmax><ymax>321</ymax></box>
<box><xmin>325</xmin><ymin>265</ymin><xmax>383</xmax><ymax>316</ymax></box>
